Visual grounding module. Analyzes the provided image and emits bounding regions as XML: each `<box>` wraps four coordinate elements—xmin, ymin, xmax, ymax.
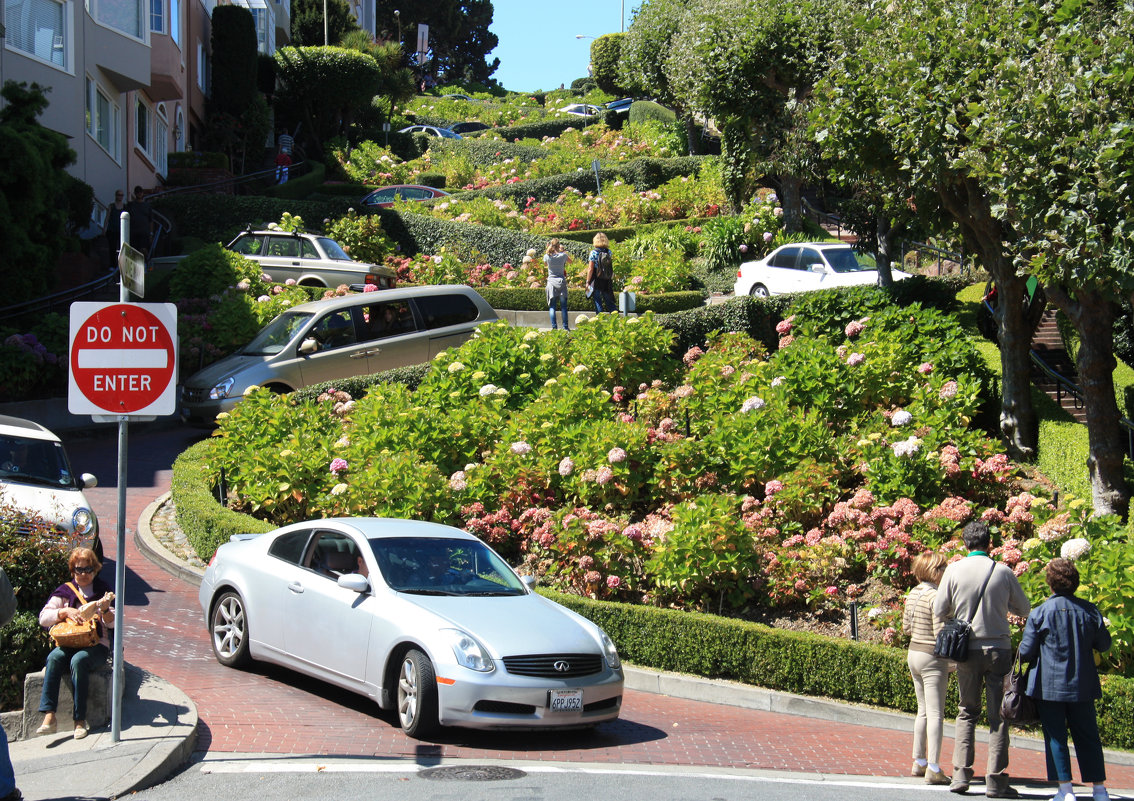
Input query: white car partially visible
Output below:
<box><xmin>0</xmin><ymin>415</ymin><xmax>100</xmax><ymax>557</ymax></box>
<box><xmin>735</xmin><ymin>242</ymin><xmax>911</xmax><ymax>297</ymax></box>
<box><xmin>558</xmin><ymin>103</ymin><xmax>602</xmax><ymax>117</ymax></box>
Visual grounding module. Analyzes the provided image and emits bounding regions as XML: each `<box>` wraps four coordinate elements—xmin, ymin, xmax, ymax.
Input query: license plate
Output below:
<box><xmin>548</xmin><ymin>689</ymin><xmax>583</xmax><ymax>712</ymax></box>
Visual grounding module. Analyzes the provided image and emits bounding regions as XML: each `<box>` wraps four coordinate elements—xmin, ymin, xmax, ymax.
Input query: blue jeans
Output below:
<box><xmin>39</xmin><ymin>644</ymin><xmax>108</xmax><ymax>721</ymax></box>
<box><xmin>592</xmin><ymin>289</ymin><xmax>616</xmax><ymax>314</ymax></box>
<box><xmin>0</xmin><ymin>725</ymin><xmax>14</xmax><ymax>796</ymax></box>
<box><xmin>549</xmin><ymin>296</ymin><xmax>569</xmax><ymax>329</ymax></box>
<box><xmin>1037</xmin><ymin>698</ymin><xmax>1107</xmax><ymax>783</ymax></box>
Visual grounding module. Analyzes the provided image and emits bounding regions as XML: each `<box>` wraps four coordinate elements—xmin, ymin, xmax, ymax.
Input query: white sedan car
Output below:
<box><xmin>734</xmin><ymin>242</ymin><xmax>911</xmax><ymax>297</ymax></box>
<box><xmin>199</xmin><ymin>518</ymin><xmax>624</xmax><ymax>738</ymax></box>
<box><xmin>558</xmin><ymin>103</ymin><xmax>603</xmax><ymax>117</ymax></box>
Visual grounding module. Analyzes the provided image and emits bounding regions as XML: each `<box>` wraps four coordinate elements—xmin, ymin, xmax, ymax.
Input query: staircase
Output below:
<box><xmin>1029</xmin><ymin>308</ymin><xmax>1088</xmax><ymax>423</ymax></box>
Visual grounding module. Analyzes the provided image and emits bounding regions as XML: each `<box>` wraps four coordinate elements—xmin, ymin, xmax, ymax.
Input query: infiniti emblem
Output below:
<box><xmin>553</xmin><ymin>660</ymin><xmax>571</xmax><ymax>672</ymax></box>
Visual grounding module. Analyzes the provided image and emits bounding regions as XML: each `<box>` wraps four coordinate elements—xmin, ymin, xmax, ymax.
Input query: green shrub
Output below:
<box><xmin>290</xmin><ymin>362</ymin><xmax>430</xmax><ymax>404</ymax></box>
<box><xmin>154</xmin><ymin>194</ymin><xmax>356</xmax><ymax>245</ymax></box>
<box><xmin>656</xmin><ymin>296</ymin><xmax>787</xmax><ymax>353</ymax></box>
<box><xmin>167</xmin><ymin>151</ymin><xmax>229</xmax><ymax>170</ymax></box>
<box><xmin>170</xmin><ymin>440</ymin><xmax>274</xmax><ymax>563</ymax></box>
<box><xmin>416</xmin><ymin>172</ymin><xmax>446</xmax><ymax>189</ymax></box>
<box><xmin>167</xmin><ymin>243</ymin><xmax>257</xmax><ymax>302</ymax></box>
<box><xmin>629</xmin><ymin>100</ymin><xmax>677</xmax><ymax>126</ymax></box>
<box><xmin>474</xmin><ymin>287</ymin><xmax>705</xmax><ymax>314</ymax></box>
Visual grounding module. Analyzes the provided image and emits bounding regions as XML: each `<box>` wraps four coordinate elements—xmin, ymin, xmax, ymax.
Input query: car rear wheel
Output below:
<box><xmin>210</xmin><ymin>591</ymin><xmax>252</xmax><ymax>668</ymax></box>
<box><xmin>749</xmin><ymin>283</ymin><xmax>770</xmax><ymax>298</ymax></box>
<box><xmin>397</xmin><ymin>649</ymin><xmax>438</xmax><ymax>738</ymax></box>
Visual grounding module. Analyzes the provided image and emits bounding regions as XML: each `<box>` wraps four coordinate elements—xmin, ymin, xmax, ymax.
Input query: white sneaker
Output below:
<box><xmin>1052</xmin><ymin>791</ymin><xmax>1077</xmax><ymax>801</ymax></box>
<box><xmin>1092</xmin><ymin>790</ymin><xmax>1110</xmax><ymax>801</ymax></box>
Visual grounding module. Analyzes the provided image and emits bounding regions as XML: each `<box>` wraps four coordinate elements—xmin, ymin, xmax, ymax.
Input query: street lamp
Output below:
<box><xmin>394</xmin><ymin>9</ymin><xmax>401</xmax><ymax>44</ymax></box>
<box><xmin>323</xmin><ymin>0</ymin><xmax>328</xmax><ymax>45</ymax></box>
<box><xmin>575</xmin><ymin>34</ymin><xmax>594</xmax><ymax>39</ymax></box>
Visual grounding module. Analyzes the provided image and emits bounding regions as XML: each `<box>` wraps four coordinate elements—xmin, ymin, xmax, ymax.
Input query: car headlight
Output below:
<box><xmin>600</xmin><ymin>630</ymin><xmax>621</xmax><ymax>671</ymax></box>
<box><xmin>72</xmin><ymin>508</ymin><xmax>95</xmax><ymax>536</ymax></box>
<box><xmin>209</xmin><ymin>377</ymin><xmax>236</xmax><ymax>401</ymax></box>
<box><xmin>441</xmin><ymin>628</ymin><xmax>494</xmax><ymax>673</ymax></box>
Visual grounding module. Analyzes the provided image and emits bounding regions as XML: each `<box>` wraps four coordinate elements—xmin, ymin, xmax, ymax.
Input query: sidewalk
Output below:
<box><xmin>6</xmin><ymin>662</ymin><xmax>197</xmax><ymax>800</ymax></box>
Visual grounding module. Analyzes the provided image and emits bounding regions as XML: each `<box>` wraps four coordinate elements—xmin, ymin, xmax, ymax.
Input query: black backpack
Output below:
<box><xmin>595</xmin><ymin>250</ymin><xmax>613</xmax><ymax>280</ymax></box>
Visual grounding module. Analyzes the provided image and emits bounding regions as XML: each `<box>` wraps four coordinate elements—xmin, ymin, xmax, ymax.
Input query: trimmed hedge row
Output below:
<box><xmin>155</xmin><ymin>194</ymin><xmax>355</xmax><ymax>246</ymax></box>
<box><xmin>171</xmin><ymin>440</ymin><xmax>274</xmax><ymax>563</ymax></box>
<box><xmin>290</xmin><ymin>362</ymin><xmax>430</xmax><ymax>404</ymax></box>
<box><xmin>657</xmin><ymin>295</ymin><xmax>788</xmax><ymax>353</ymax></box>
<box><xmin>484</xmin><ymin>114</ymin><xmax>617</xmax><ymax>142</ymax></box>
<box><xmin>475</xmin><ymin>287</ymin><xmax>706</xmax><ymax>314</ymax></box>
<box><xmin>426</xmin><ymin>138</ymin><xmax>550</xmax><ymax>166</ymax></box>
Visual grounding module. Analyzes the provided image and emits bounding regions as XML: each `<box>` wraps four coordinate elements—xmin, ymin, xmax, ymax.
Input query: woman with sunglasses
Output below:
<box><xmin>35</xmin><ymin>547</ymin><xmax>114</xmax><ymax>740</ymax></box>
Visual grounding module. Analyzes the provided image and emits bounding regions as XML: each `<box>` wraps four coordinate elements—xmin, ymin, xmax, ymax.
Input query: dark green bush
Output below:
<box><xmin>167</xmin><ymin>244</ymin><xmax>252</xmax><ymax>302</ymax></box>
<box><xmin>290</xmin><ymin>362</ymin><xmax>430</xmax><ymax>404</ymax></box>
<box><xmin>170</xmin><ymin>440</ymin><xmax>274</xmax><ymax>564</ymax></box>
<box><xmin>485</xmin><ymin>116</ymin><xmax>600</xmax><ymax>142</ymax></box>
<box><xmin>629</xmin><ymin>100</ymin><xmax>677</xmax><ymax>125</ymax></box>
<box><xmin>656</xmin><ymin>296</ymin><xmax>786</xmax><ymax>353</ymax></box>
<box><xmin>428</xmin><ymin>138</ymin><xmax>549</xmax><ymax>167</ymax></box>
<box><xmin>154</xmin><ymin>195</ymin><xmax>355</xmax><ymax>244</ymax></box>
<box><xmin>416</xmin><ymin>172</ymin><xmax>446</xmax><ymax>189</ymax></box>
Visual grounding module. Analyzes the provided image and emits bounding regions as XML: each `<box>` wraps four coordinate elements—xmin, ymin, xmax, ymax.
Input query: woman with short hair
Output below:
<box><xmin>903</xmin><ymin>550</ymin><xmax>954</xmax><ymax>785</ymax></box>
<box><xmin>1020</xmin><ymin>558</ymin><xmax>1111</xmax><ymax>801</ymax></box>
<box><xmin>544</xmin><ymin>238</ymin><xmax>571</xmax><ymax>331</ymax></box>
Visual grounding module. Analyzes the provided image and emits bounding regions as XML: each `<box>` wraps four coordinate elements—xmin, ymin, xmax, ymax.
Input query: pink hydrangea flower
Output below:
<box><xmin>558</xmin><ymin>457</ymin><xmax>575</xmax><ymax>476</ymax></box>
<box><xmin>510</xmin><ymin>441</ymin><xmax>532</xmax><ymax>455</ymax></box>
<box><xmin>765</xmin><ymin>479</ymin><xmax>784</xmax><ymax>496</ymax></box>
<box><xmin>825</xmin><ymin>586</ymin><xmax>838</xmax><ymax>596</ymax></box>
<box><xmin>917</xmin><ymin>362</ymin><xmax>934</xmax><ymax>375</ymax></box>
<box><xmin>608</xmin><ymin>447</ymin><xmax>627</xmax><ymax>464</ymax></box>
<box><xmin>940</xmin><ymin>381</ymin><xmax>959</xmax><ymax>399</ymax></box>
<box><xmin>847</xmin><ymin>352</ymin><xmax>865</xmax><ymax>366</ymax></box>
<box><xmin>775</xmin><ymin>320</ymin><xmax>792</xmax><ymax>335</ymax></box>
<box><xmin>658</xmin><ymin>418</ymin><xmax>676</xmax><ymax>433</ymax></box>
<box><xmin>763</xmin><ymin>232</ymin><xmax>773</xmax><ymax>243</ymax></box>
<box><xmin>449</xmin><ymin>471</ymin><xmax>467</xmax><ymax>491</ymax></box>
<box><xmin>741</xmin><ymin>396</ymin><xmax>766</xmax><ymax>413</ymax></box>
<box><xmin>623</xmin><ymin>525</ymin><xmax>643</xmax><ymax>542</ymax></box>
<box><xmin>845</xmin><ymin>320</ymin><xmax>865</xmax><ymax>338</ymax></box>
<box><xmin>595</xmin><ymin>466</ymin><xmax>614</xmax><ymax>485</ymax></box>
<box><xmin>606</xmin><ymin>575</ymin><xmax>622</xmax><ymax>589</ymax></box>
<box><xmin>329</xmin><ymin>458</ymin><xmax>349</xmax><ymax>475</ymax></box>
<box><xmin>778</xmin><ymin>335</ymin><xmax>795</xmax><ymax>347</ymax></box>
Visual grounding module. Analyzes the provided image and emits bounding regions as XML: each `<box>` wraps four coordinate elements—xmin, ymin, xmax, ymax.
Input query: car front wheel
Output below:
<box><xmin>210</xmin><ymin>591</ymin><xmax>252</xmax><ymax>668</ymax></box>
<box><xmin>397</xmin><ymin>649</ymin><xmax>438</xmax><ymax>738</ymax></box>
<box><xmin>749</xmin><ymin>283</ymin><xmax>770</xmax><ymax>298</ymax></box>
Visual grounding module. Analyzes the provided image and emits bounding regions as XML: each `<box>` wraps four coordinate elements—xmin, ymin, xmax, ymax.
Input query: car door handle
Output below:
<box><xmin>288</xmin><ymin>582</ymin><xmax>304</xmax><ymax>594</ymax></box>
<box><xmin>291</xmin><ymin>261</ymin><xmax>301</xmax><ymax>266</ymax></box>
<box><xmin>349</xmin><ymin>352</ymin><xmax>367</xmax><ymax>359</ymax></box>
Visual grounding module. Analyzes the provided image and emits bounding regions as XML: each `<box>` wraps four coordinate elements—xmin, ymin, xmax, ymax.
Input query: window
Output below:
<box><xmin>196</xmin><ymin>40</ymin><xmax>209</xmax><ymax>93</ymax></box>
<box><xmin>5</xmin><ymin>0</ymin><xmax>67</xmax><ymax>68</ymax></box>
<box><xmin>169</xmin><ymin>0</ymin><xmax>178</xmax><ymax>45</ymax></box>
<box><xmin>268</xmin><ymin>530</ymin><xmax>312</xmax><ymax>565</ymax></box>
<box><xmin>248</xmin><ymin>7</ymin><xmax>266</xmax><ymax>52</ymax></box>
<box><xmin>135</xmin><ymin>97</ymin><xmax>151</xmax><ymax>155</ymax></box>
<box><xmin>148</xmin><ymin>0</ymin><xmax>162</xmax><ymax>33</ymax></box>
<box><xmin>154</xmin><ymin>113</ymin><xmax>168</xmax><ymax>176</ymax></box>
<box><xmin>86</xmin><ymin>77</ymin><xmax>120</xmax><ymax>156</ymax></box>
<box><xmin>415</xmin><ymin>294</ymin><xmax>479</xmax><ymax>330</ymax></box>
<box><xmin>94</xmin><ymin>0</ymin><xmax>144</xmax><ymax>39</ymax></box>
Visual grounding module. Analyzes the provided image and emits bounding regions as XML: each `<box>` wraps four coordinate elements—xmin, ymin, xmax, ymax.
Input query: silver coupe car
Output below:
<box><xmin>199</xmin><ymin>518</ymin><xmax>624</xmax><ymax>738</ymax></box>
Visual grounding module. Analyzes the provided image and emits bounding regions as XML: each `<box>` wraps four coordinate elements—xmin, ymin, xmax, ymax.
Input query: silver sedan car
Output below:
<box><xmin>199</xmin><ymin>518</ymin><xmax>624</xmax><ymax>738</ymax></box>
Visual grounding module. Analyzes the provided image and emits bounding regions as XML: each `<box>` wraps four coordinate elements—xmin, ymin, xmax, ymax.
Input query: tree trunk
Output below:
<box><xmin>938</xmin><ymin>176</ymin><xmax>1037</xmax><ymax>460</ymax></box>
<box><xmin>780</xmin><ymin>174</ymin><xmax>803</xmax><ymax>234</ymax></box>
<box><xmin>684</xmin><ymin>115</ymin><xmax>701</xmax><ymax>156</ymax></box>
<box><xmin>1047</xmin><ymin>286</ymin><xmax>1130</xmax><ymax>519</ymax></box>
<box><xmin>876</xmin><ymin>215</ymin><xmax>896</xmax><ymax>287</ymax></box>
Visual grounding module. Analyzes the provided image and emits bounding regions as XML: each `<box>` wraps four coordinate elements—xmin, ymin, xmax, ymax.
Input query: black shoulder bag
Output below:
<box><xmin>933</xmin><ymin>561</ymin><xmax>996</xmax><ymax>662</ymax></box>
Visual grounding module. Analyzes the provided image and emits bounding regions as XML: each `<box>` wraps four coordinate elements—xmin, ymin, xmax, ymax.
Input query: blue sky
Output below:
<box><xmin>487</xmin><ymin>0</ymin><xmax>637</xmax><ymax>92</ymax></box>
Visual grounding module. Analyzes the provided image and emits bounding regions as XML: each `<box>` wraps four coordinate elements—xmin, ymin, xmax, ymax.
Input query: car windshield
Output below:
<box><xmin>239</xmin><ymin>311</ymin><xmax>314</xmax><ymax>355</ymax></box>
<box><xmin>0</xmin><ymin>435</ymin><xmax>79</xmax><ymax>489</ymax></box>
<box><xmin>317</xmin><ymin>237</ymin><xmax>354</xmax><ymax>262</ymax></box>
<box><xmin>369</xmin><ymin>537</ymin><xmax>527</xmax><ymax>596</ymax></box>
<box><xmin>825</xmin><ymin>248</ymin><xmax>877</xmax><ymax>273</ymax></box>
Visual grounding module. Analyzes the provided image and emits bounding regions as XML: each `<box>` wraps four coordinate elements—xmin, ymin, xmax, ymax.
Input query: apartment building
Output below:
<box><xmin>1</xmin><ymin>0</ymin><xmax>289</xmax><ymax>221</ymax></box>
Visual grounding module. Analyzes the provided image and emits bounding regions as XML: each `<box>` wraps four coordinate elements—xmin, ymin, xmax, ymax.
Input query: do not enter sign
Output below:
<box><xmin>69</xmin><ymin>302</ymin><xmax>178</xmax><ymax>416</ymax></box>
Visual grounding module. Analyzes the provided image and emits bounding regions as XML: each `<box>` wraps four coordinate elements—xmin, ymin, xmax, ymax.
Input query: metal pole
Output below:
<box><xmin>323</xmin><ymin>0</ymin><xmax>328</xmax><ymax>45</ymax></box>
<box><xmin>621</xmin><ymin>0</ymin><xmax>625</xmax><ymax>31</ymax></box>
<box><xmin>111</xmin><ymin>210</ymin><xmax>130</xmax><ymax>742</ymax></box>
<box><xmin>849</xmin><ymin>601</ymin><xmax>859</xmax><ymax>641</ymax></box>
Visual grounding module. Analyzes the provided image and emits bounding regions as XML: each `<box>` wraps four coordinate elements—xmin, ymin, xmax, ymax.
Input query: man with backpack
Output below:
<box><xmin>586</xmin><ymin>232</ymin><xmax>617</xmax><ymax>314</ymax></box>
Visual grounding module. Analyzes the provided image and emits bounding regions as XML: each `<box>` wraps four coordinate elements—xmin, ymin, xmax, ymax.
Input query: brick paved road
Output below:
<box><xmin>62</xmin><ymin>424</ymin><xmax>1134</xmax><ymax>787</ymax></box>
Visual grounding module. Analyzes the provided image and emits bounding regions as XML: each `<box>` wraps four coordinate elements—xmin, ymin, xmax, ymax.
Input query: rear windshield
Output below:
<box><xmin>415</xmin><ymin>294</ymin><xmax>480</xmax><ymax>330</ymax></box>
<box><xmin>317</xmin><ymin>237</ymin><xmax>354</xmax><ymax>262</ymax></box>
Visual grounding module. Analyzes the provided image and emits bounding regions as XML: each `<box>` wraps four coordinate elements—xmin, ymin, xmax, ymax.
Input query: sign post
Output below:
<box><xmin>68</xmin><ymin>299</ymin><xmax>177</xmax><ymax>743</ymax></box>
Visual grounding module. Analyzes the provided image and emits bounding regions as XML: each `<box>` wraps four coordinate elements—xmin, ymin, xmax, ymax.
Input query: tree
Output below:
<box><xmin>972</xmin><ymin>0</ymin><xmax>1134</xmax><ymax>516</ymax></box>
<box><xmin>0</xmin><ymin>82</ymin><xmax>90</xmax><ymax>304</ymax></box>
<box><xmin>372</xmin><ymin>0</ymin><xmax>499</xmax><ymax>85</ymax></box>
<box><xmin>206</xmin><ymin>6</ymin><xmax>271</xmax><ymax>171</ymax></box>
<box><xmin>664</xmin><ymin>0</ymin><xmax>844</xmax><ymax>218</ymax></box>
<box><xmin>813</xmin><ymin>0</ymin><xmax>1040</xmax><ymax>463</ymax></box>
<box><xmin>274</xmin><ymin>46</ymin><xmax>383</xmax><ymax>156</ymax></box>
<box><xmin>339</xmin><ymin>32</ymin><xmax>417</xmax><ymax>127</ymax></box>
<box><xmin>290</xmin><ymin>0</ymin><xmax>360</xmax><ymax>46</ymax></box>
<box><xmin>619</xmin><ymin>0</ymin><xmax>702</xmax><ymax>154</ymax></box>
<box><xmin>590</xmin><ymin>34</ymin><xmax>627</xmax><ymax>96</ymax></box>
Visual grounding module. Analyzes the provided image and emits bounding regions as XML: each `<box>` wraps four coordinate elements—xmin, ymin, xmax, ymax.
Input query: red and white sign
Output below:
<box><xmin>68</xmin><ymin>302</ymin><xmax>178</xmax><ymax>416</ymax></box>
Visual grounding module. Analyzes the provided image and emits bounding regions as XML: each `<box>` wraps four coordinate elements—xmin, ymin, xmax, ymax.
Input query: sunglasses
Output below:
<box><xmin>72</xmin><ymin>566</ymin><xmax>95</xmax><ymax>574</ymax></box>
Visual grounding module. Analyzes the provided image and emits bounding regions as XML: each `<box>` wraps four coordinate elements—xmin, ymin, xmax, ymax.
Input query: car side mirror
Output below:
<box><xmin>338</xmin><ymin>573</ymin><xmax>370</xmax><ymax>593</ymax></box>
<box><xmin>521</xmin><ymin>575</ymin><xmax>537</xmax><ymax>589</ymax></box>
<box><xmin>298</xmin><ymin>337</ymin><xmax>319</xmax><ymax>355</ymax></box>
<box><xmin>80</xmin><ymin>473</ymin><xmax>98</xmax><ymax>489</ymax></box>
<box><xmin>809</xmin><ymin>263</ymin><xmax>826</xmax><ymax>273</ymax></box>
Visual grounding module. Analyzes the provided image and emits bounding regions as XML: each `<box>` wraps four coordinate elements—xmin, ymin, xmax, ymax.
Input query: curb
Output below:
<box><xmin>136</xmin><ymin>491</ymin><xmax>206</xmax><ymax>587</ymax></box>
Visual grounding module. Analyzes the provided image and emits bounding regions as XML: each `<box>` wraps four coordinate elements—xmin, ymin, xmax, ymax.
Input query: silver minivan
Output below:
<box><xmin>181</xmin><ymin>285</ymin><xmax>497</xmax><ymax>425</ymax></box>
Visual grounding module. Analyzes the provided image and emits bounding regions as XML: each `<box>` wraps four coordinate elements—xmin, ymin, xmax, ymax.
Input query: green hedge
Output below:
<box><xmin>487</xmin><ymin>115</ymin><xmax>613</xmax><ymax>142</ymax></box>
<box><xmin>290</xmin><ymin>362</ymin><xmax>430</xmax><ymax>404</ymax></box>
<box><xmin>262</xmin><ymin>160</ymin><xmax>326</xmax><ymax>200</ymax></box>
<box><xmin>168</xmin><ymin>151</ymin><xmax>229</xmax><ymax>170</ymax></box>
<box><xmin>475</xmin><ymin>287</ymin><xmax>706</xmax><ymax>314</ymax></box>
<box><xmin>155</xmin><ymin>194</ymin><xmax>356</xmax><ymax>244</ymax></box>
<box><xmin>657</xmin><ymin>296</ymin><xmax>788</xmax><ymax>353</ymax></box>
<box><xmin>426</xmin><ymin>138</ymin><xmax>549</xmax><ymax>167</ymax></box>
<box><xmin>170</xmin><ymin>440</ymin><xmax>274</xmax><ymax>563</ymax></box>
<box><xmin>629</xmin><ymin>100</ymin><xmax>677</xmax><ymax>126</ymax></box>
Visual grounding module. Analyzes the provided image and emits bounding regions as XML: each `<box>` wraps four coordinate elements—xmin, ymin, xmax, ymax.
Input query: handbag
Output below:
<box><xmin>934</xmin><ymin>562</ymin><xmax>996</xmax><ymax>662</ymax></box>
<box><xmin>1001</xmin><ymin>647</ymin><xmax>1038</xmax><ymax>725</ymax></box>
<box><xmin>48</xmin><ymin>582</ymin><xmax>102</xmax><ymax>649</ymax></box>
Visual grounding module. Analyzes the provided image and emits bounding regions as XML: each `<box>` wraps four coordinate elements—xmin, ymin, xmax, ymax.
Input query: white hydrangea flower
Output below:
<box><xmin>892</xmin><ymin>436</ymin><xmax>922</xmax><ymax>458</ymax></box>
<box><xmin>1060</xmin><ymin>538</ymin><xmax>1091</xmax><ymax>561</ymax></box>
<box><xmin>447</xmin><ymin>361</ymin><xmax>465</xmax><ymax>373</ymax></box>
<box><xmin>891</xmin><ymin>410</ymin><xmax>913</xmax><ymax>427</ymax></box>
<box><xmin>740</xmin><ymin>396</ymin><xmax>765</xmax><ymax>413</ymax></box>
<box><xmin>478</xmin><ymin>383</ymin><xmax>498</xmax><ymax>397</ymax></box>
